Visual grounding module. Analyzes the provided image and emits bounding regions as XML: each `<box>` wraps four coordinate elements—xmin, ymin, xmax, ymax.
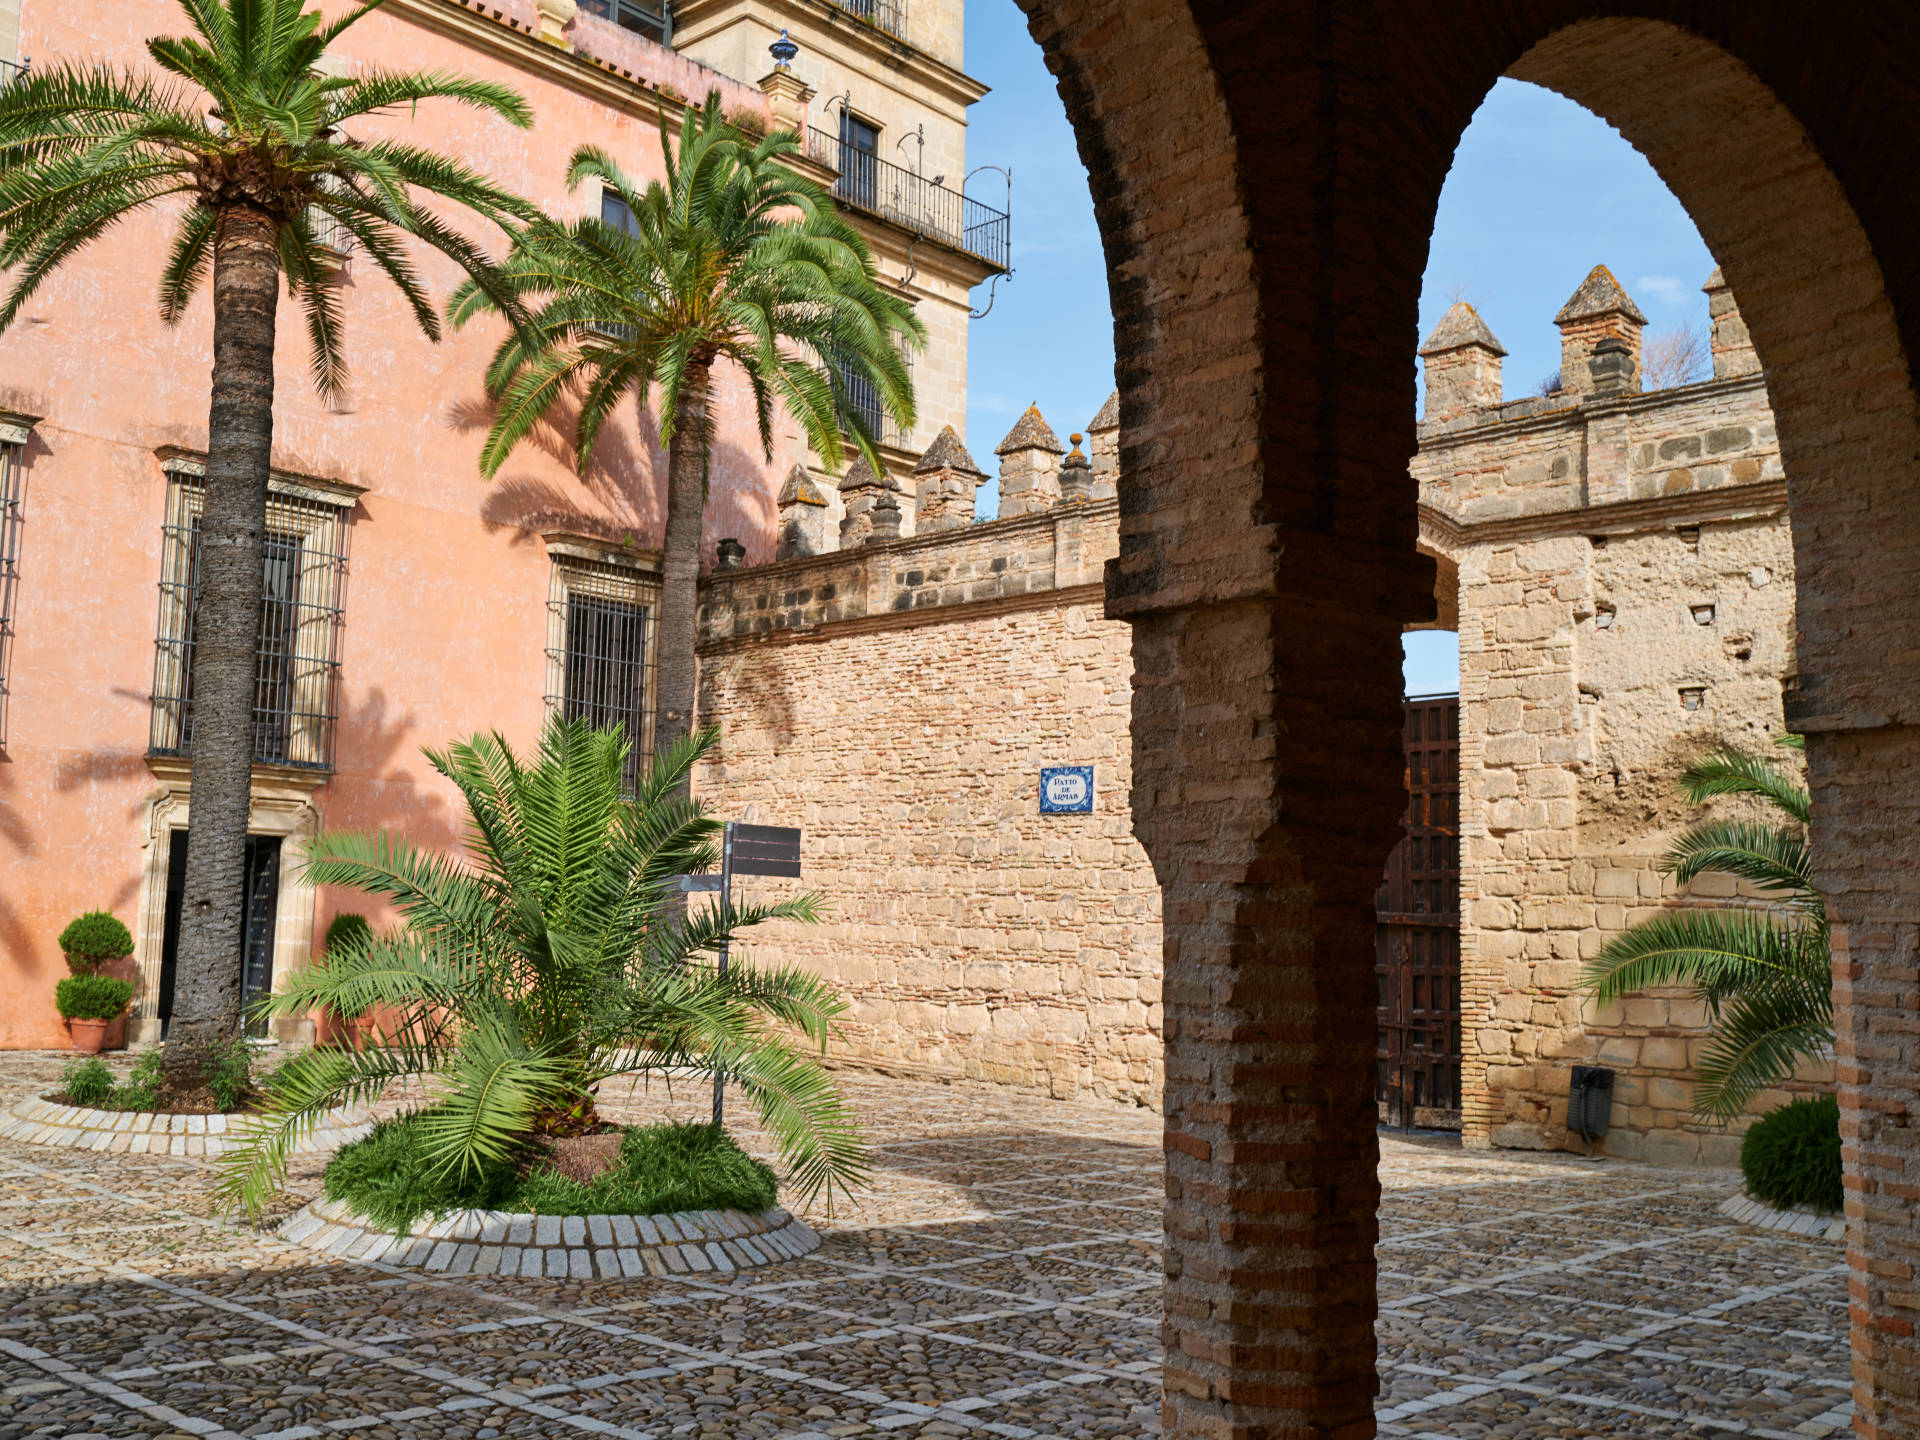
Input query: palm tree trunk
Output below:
<box><xmin>653</xmin><ymin>362</ymin><xmax>712</xmax><ymax>782</ymax></box>
<box><xmin>164</xmin><ymin>204</ymin><xmax>279</xmax><ymax>1087</ymax></box>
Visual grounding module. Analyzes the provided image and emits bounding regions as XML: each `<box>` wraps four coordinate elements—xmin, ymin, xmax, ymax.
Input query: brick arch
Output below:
<box><xmin>1007</xmin><ymin>3</ymin><xmax>1920</xmax><ymax>1436</ymax></box>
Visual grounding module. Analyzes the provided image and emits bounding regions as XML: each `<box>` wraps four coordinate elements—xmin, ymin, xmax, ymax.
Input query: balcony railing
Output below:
<box><xmin>0</xmin><ymin>58</ymin><xmax>29</xmax><ymax>87</ymax></box>
<box><xmin>826</xmin><ymin>0</ymin><xmax>908</xmax><ymax>43</ymax></box>
<box><xmin>806</xmin><ymin>127</ymin><xmax>1010</xmax><ymax>272</ymax></box>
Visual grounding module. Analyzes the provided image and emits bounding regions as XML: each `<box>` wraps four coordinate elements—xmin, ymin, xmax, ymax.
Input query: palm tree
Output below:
<box><xmin>451</xmin><ymin>94</ymin><xmax>924</xmax><ymax>766</ymax></box>
<box><xmin>1581</xmin><ymin>737</ymin><xmax>1831</xmax><ymax>1121</ymax></box>
<box><xmin>219</xmin><ymin>717</ymin><xmax>865</xmax><ymax>1218</ymax></box>
<box><xmin>0</xmin><ymin>0</ymin><xmax>536</xmax><ymax>1084</ymax></box>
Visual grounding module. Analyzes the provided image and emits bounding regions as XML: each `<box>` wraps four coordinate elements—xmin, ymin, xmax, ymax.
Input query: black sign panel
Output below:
<box><xmin>731</xmin><ymin>823</ymin><xmax>802</xmax><ymax>878</ymax></box>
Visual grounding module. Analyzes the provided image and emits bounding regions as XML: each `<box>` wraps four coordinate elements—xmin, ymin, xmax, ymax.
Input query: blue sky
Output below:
<box><xmin>958</xmin><ymin>8</ymin><xmax>1719</xmax><ymax>696</ymax></box>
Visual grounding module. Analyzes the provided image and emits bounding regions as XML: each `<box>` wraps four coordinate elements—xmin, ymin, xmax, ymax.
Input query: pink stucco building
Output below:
<box><xmin>0</xmin><ymin>0</ymin><xmax>1007</xmax><ymax>1046</ymax></box>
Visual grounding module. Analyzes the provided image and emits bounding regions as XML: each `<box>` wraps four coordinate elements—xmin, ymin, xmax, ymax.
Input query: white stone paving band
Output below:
<box><xmin>278</xmin><ymin>1195</ymin><xmax>822</xmax><ymax>1278</ymax></box>
<box><xmin>0</xmin><ymin>1095</ymin><xmax>370</xmax><ymax>1157</ymax></box>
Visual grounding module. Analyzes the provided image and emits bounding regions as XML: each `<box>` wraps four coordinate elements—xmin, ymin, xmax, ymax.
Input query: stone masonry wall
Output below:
<box><xmin>694</xmin><ymin>491</ymin><xmax>1164</xmax><ymax>1106</ymax></box>
<box><xmin>1420</xmin><ymin>276</ymin><xmax>1817</xmax><ymax>1165</ymax></box>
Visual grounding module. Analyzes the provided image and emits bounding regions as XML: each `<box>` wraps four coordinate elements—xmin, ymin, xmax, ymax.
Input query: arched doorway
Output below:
<box><xmin>1009</xmin><ymin>3</ymin><xmax>1920</xmax><ymax>1435</ymax></box>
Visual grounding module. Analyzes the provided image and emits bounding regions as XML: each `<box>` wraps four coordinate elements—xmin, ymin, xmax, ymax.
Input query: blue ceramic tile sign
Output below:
<box><xmin>1040</xmin><ymin>766</ymin><xmax>1095</xmax><ymax>814</ymax></box>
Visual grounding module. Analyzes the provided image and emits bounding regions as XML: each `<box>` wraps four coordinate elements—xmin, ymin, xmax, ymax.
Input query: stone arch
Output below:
<box><xmin>1004</xmin><ymin>3</ymin><xmax>1920</xmax><ymax>1436</ymax></box>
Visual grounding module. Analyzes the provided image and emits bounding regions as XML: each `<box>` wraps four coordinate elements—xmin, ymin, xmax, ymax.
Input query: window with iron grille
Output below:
<box><xmin>577</xmin><ymin>0</ymin><xmax>669</xmax><ymax>41</ymax></box>
<box><xmin>150</xmin><ymin>471</ymin><xmax>352</xmax><ymax>770</ymax></box>
<box><xmin>831</xmin><ymin>338</ymin><xmax>914</xmax><ymax>450</ymax></box>
<box><xmin>0</xmin><ymin>435</ymin><xmax>22</xmax><ymax>747</ymax></box>
<box><xmin>547</xmin><ymin>556</ymin><xmax>660</xmax><ymax>790</ymax></box>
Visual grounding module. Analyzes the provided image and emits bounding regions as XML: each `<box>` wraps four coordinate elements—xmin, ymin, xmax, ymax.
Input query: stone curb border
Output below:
<box><xmin>278</xmin><ymin>1196</ymin><xmax>821</xmax><ymax>1279</ymax></box>
<box><xmin>0</xmin><ymin>1096</ymin><xmax>371</xmax><ymax>1158</ymax></box>
<box><xmin>1719</xmin><ymin>1191</ymin><xmax>1845</xmax><ymax>1242</ymax></box>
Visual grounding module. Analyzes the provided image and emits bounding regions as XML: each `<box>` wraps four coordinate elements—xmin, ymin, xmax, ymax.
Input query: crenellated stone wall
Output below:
<box><xmin>694</xmin><ymin>268</ymin><xmax>1814</xmax><ymax>1161</ymax></box>
<box><xmin>694</xmin><ymin>432</ymin><xmax>1164</xmax><ymax>1105</ymax></box>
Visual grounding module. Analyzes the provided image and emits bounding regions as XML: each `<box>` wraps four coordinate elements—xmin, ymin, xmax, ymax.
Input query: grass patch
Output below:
<box><xmin>1741</xmin><ymin>1094</ymin><xmax>1842</xmax><ymax>1214</ymax></box>
<box><xmin>324</xmin><ymin>1111</ymin><xmax>778</xmax><ymax>1235</ymax></box>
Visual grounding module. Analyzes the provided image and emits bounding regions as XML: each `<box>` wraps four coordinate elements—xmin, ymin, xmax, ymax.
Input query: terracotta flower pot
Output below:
<box><xmin>350</xmin><ymin>1014</ymin><xmax>376</xmax><ymax>1051</ymax></box>
<box><xmin>69</xmin><ymin>1018</ymin><xmax>109</xmax><ymax>1055</ymax></box>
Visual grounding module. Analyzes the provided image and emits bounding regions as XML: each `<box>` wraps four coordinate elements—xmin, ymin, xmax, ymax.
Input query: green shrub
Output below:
<box><xmin>324</xmin><ymin>1113</ymin><xmax>515</xmax><ymax>1234</ymax></box>
<box><xmin>54</xmin><ymin>973</ymin><xmax>135</xmax><ymax>1020</ymax></box>
<box><xmin>206</xmin><ymin>1038</ymin><xmax>255</xmax><ymax>1112</ymax></box>
<box><xmin>61</xmin><ymin>1057</ymin><xmax>114</xmax><ymax>1107</ymax></box>
<box><xmin>1742</xmin><ymin>1095</ymin><xmax>1843</xmax><ymax>1214</ymax></box>
<box><xmin>58</xmin><ymin>911</ymin><xmax>133</xmax><ymax>968</ymax></box>
<box><xmin>325</xmin><ymin>1114</ymin><xmax>777</xmax><ymax>1235</ymax></box>
<box><xmin>324</xmin><ymin>912</ymin><xmax>373</xmax><ymax>957</ymax></box>
<box><xmin>111</xmin><ymin>1049</ymin><xmax>164</xmax><ymax>1112</ymax></box>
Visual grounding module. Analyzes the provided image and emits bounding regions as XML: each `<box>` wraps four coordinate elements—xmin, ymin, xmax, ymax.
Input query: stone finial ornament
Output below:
<box><xmin>912</xmin><ymin>425</ymin><xmax>988</xmax><ymax>532</ymax></box>
<box><xmin>838</xmin><ymin>455</ymin><xmax>903</xmax><ymax>548</ymax></box>
<box><xmin>1087</xmin><ymin>390</ymin><xmax>1120</xmax><ymax>495</ymax></box>
<box><xmin>1555</xmin><ymin>265</ymin><xmax>1647</xmax><ymax>398</ymax></box>
<box><xmin>1702</xmin><ymin>267</ymin><xmax>1760</xmax><ymax>380</ymax></box>
<box><xmin>1060</xmin><ymin>434</ymin><xmax>1093</xmax><ymax>502</ymax></box>
<box><xmin>533</xmin><ymin>0</ymin><xmax>576</xmax><ymax>46</ymax></box>
<box><xmin>995</xmin><ymin>404</ymin><xmax>1066</xmax><ymax>518</ymax></box>
<box><xmin>770</xmin><ymin>28</ymin><xmax>799</xmax><ymax>67</ymax></box>
<box><xmin>776</xmin><ymin>463</ymin><xmax>830</xmax><ymax>560</ymax></box>
<box><xmin>1419</xmin><ymin>301</ymin><xmax>1507</xmax><ymax>420</ymax></box>
<box><xmin>714</xmin><ymin>538</ymin><xmax>747</xmax><ymax>572</ymax></box>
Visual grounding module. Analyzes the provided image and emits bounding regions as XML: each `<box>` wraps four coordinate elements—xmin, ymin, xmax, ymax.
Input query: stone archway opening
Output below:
<box><xmin>1002</xmin><ymin>3</ymin><xmax>1920</xmax><ymax>1436</ymax></box>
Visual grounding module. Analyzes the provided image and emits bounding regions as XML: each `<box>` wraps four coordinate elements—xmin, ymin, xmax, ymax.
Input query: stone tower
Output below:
<box><xmin>1555</xmin><ymin>264</ymin><xmax>1647</xmax><ymax>397</ymax></box>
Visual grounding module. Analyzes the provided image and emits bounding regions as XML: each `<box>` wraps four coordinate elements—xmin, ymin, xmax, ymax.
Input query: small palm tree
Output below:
<box><xmin>0</xmin><ymin>0</ymin><xmax>537</xmax><ymax>1085</ymax></box>
<box><xmin>219</xmin><ymin>717</ymin><xmax>864</xmax><ymax>1218</ymax></box>
<box><xmin>1581</xmin><ymin>737</ymin><xmax>1831</xmax><ymax>1121</ymax></box>
<box><xmin>452</xmin><ymin>94</ymin><xmax>924</xmax><ymax>764</ymax></box>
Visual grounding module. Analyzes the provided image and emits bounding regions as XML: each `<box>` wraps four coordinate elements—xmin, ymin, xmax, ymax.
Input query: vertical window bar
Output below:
<box><xmin>547</xmin><ymin>557</ymin><xmax>660</xmax><ymax>791</ymax></box>
<box><xmin>0</xmin><ymin>441</ymin><xmax>21</xmax><ymax>746</ymax></box>
<box><xmin>150</xmin><ymin>475</ymin><xmax>350</xmax><ymax>769</ymax></box>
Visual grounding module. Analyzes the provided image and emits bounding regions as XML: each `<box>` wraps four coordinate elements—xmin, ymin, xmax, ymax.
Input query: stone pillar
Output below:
<box><xmin>776</xmin><ymin>464</ymin><xmax>830</xmax><ymax>560</ymax></box>
<box><xmin>1556</xmin><ymin>265</ymin><xmax>1646</xmax><ymax>398</ymax></box>
<box><xmin>714</xmin><ymin>538</ymin><xmax>746</xmax><ymax>572</ymax></box>
<box><xmin>1419</xmin><ymin>301</ymin><xmax>1507</xmax><ymax>420</ymax></box>
<box><xmin>1088</xmin><ymin>390</ymin><xmax>1120</xmax><ymax>499</ymax></box>
<box><xmin>1703</xmin><ymin>267</ymin><xmax>1761</xmax><ymax>379</ymax></box>
<box><xmin>912</xmin><ymin>425</ymin><xmax>987</xmax><ymax>532</ymax></box>
<box><xmin>759</xmin><ymin>57</ymin><xmax>813</xmax><ymax>135</ymax></box>
<box><xmin>533</xmin><ymin>0</ymin><xmax>575</xmax><ymax>46</ymax></box>
<box><xmin>838</xmin><ymin>455</ymin><xmax>901</xmax><ymax>549</ymax></box>
<box><xmin>1586</xmin><ymin>335</ymin><xmax>1637</xmax><ymax>396</ymax></box>
<box><xmin>866</xmin><ymin>490</ymin><xmax>902</xmax><ymax>545</ymax></box>
<box><xmin>995</xmin><ymin>405</ymin><xmax>1065</xmax><ymax>519</ymax></box>
<box><xmin>1060</xmin><ymin>434</ymin><xmax>1093</xmax><ymax>501</ymax></box>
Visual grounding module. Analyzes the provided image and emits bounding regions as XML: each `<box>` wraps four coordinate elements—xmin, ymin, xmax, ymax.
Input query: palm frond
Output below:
<box><xmin>1679</xmin><ymin>744</ymin><xmax>1810</xmax><ymax>824</ymax></box>
<box><xmin>1664</xmin><ymin>818</ymin><xmax>1814</xmax><ymax>902</ymax></box>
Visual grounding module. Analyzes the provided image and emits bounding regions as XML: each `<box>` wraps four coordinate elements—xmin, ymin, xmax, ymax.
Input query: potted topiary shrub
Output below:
<box><xmin>54</xmin><ymin>974</ymin><xmax>136</xmax><ymax>1054</ymax></box>
<box><xmin>57</xmin><ymin>911</ymin><xmax>136</xmax><ymax>1049</ymax></box>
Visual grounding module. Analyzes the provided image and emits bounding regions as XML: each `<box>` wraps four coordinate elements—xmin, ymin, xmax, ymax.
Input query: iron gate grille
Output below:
<box><xmin>546</xmin><ymin>557</ymin><xmax>660</xmax><ymax>790</ymax></box>
<box><xmin>149</xmin><ymin>475</ymin><xmax>351</xmax><ymax>769</ymax></box>
<box><xmin>0</xmin><ymin>439</ymin><xmax>20</xmax><ymax>746</ymax></box>
<box><xmin>1375</xmin><ymin>694</ymin><xmax>1463</xmax><ymax>1129</ymax></box>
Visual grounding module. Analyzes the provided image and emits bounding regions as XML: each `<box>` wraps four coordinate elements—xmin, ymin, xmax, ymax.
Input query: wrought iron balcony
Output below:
<box><xmin>806</xmin><ymin>127</ymin><xmax>1010</xmax><ymax>273</ymax></box>
<box><xmin>826</xmin><ymin>0</ymin><xmax>908</xmax><ymax>43</ymax></box>
<box><xmin>0</xmin><ymin>58</ymin><xmax>29</xmax><ymax>87</ymax></box>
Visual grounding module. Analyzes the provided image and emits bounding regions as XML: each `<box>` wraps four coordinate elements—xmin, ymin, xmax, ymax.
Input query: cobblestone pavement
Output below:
<box><xmin>0</xmin><ymin>1052</ymin><xmax>1846</xmax><ymax>1438</ymax></box>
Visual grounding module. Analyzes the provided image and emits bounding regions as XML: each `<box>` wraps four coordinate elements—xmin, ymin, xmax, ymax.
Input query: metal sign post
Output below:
<box><xmin>694</xmin><ymin>822</ymin><xmax>803</xmax><ymax>1127</ymax></box>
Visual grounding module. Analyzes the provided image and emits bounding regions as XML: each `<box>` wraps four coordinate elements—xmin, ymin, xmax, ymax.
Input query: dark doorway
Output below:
<box><xmin>1375</xmin><ymin>696</ymin><xmax>1463</xmax><ymax>1130</ymax></box>
<box><xmin>158</xmin><ymin>831</ymin><xmax>284</xmax><ymax>1038</ymax></box>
